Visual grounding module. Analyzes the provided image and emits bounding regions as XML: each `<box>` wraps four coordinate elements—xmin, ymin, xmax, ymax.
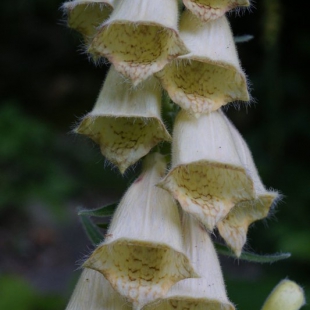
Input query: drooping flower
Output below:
<box><xmin>84</xmin><ymin>153</ymin><xmax>198</xmax><ymax>309</ymax></box>
<box><xmin>88</xmin><ymin>0</ymin><xmax>189</xmax><ymax>86</ymax></box>
<box><xmin>158</xmin><ymin>110</ymin><xmax>255</xmax><ymax>231</ymax></box>
<box><xmin>75</xmin><ymin>66</ymin><xmax>171</xmax><ymax>174</ymax></box>
<box><xmin>142</xmin><ymin>212</ymin><xmax>235</xmax><ymax>310</ymax></box>
<box><xmin>62</xmin><ymin>0</ymin><xmax>114</xmax><ymax>43</ymax></box>
<box><xmin>217</xmin><ymin>114</ymin><xmax>280</xmax><ymax>256</ymax></box>
<box><xmin>183</xmin><ymin>0</ymin><xmax>250</xmax><ymax>22</ymax></box>
<box><xmin>156</xmin><ymin>12</ymin><xmax>249</xmax><ymax>116</ymax></box>
<box><xmin>65</xmin><ymin>268</ymin><xmax>131</xmax><ymax>310</ymax></box>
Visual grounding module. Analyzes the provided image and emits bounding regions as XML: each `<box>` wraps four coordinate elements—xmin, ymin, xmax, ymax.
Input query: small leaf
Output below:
<box><xmin>234</xmin><ymin>34</ymin><xmax>254</xmax><ymax>43</ymax></box>
<box><xmin>78</xmin><ymin>203</ymin><xmax>118</xmax><ymax>217</ymax></box>
<box><xmin>215</xmin><ymin>242</ymin><xmax>291</xmax><ymax>263</ymax></box>
<box><xmin>79</xmin><ymin>214</ymin><xmax>104</xmax><ymax>245</ymax></box>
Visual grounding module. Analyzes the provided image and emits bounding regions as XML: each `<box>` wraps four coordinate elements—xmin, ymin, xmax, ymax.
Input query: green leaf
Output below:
<box><xmin>215</xmin><ymin>242</ymin><xmax>291</xmax><ymax>263</ymax></box>
<box><xmin>78</xmin><ymin>203</ymin><xmax>118</xmax><ymax>217</ymax></box>
<box><xmin>79</xmin><ymin>214</ymin><xmax>104</xmax><ymax>245</ymax></box>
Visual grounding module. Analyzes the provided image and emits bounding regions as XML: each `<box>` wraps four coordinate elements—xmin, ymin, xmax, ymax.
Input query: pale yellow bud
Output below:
<box><xmin>143</xmin><ymin>213</ymin><xmax>235</xmax><ymax>310</ymax></box>
<box><xmin>158</xmin><ymin>110</ymin><xmax>255</xmax><ymax>231</ymax></box>
<box><xmin>217</xmin><ymin>113</ymin><xmax>280</xmax><ymax>256</ymax></box>
<box><xmin>157</xmin><ymin>12</ymin><xmax>249</xmax><ymax>116</ymax></box>
<box><xmin>84</xmin><ymin>153</ymin><xmax>198</xmax><ymax>309</ymax></box>
<box><xmin>88</xmin><ymin>0</ymin><xmax>188</xmax><ymax>86</ymax></box>
<box><xmin>62</xmin><ymin>0</ymin><xmax>113</xmax><ymax>42</ymax></box>
<box><xmin>183</xmin><ymin>0</ymin><xmax>250</xmax><ymax>22</ymax></box>
<box><xmin>261</xmin><ymin>280</ymin><xmax>306</xmax><ymax>310</ymax></box>
<box><xmin>65</xmin><ymin>268</ymin><xmax>131</xmax><ymax>310</ymax></box>
<box><xmin>75</xmin><ymin>66</ymin><xmax>171</xmax><ymax>174</ymax></box>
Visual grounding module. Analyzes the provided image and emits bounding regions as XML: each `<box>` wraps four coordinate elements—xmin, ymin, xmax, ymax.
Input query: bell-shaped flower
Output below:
<box><xmin>65</xmin><ymin>268</ymin><xmax>131</xmax><ymax>310</ymax></box>
<box><xmin>62</xmin><ymin>0</ymin><xmax>114</xmax><ymax>42</ymax></box>
<box><xmin>74</xmin><ymin>66</ymin><xmax>171</xmax><ymax>174</ymax></box>
<box><xmin>158</xmin><ymin>110</ymin><xmax>255</xmax><ymax>231</ymax></box>
<box><xmin>142</xmin><ymin>212</ymin><xmax>235</xmax><ymax>310</ymax></box>
<box><xmin>183</xmin><ymin>0</ymin><xmax>250</xmax><ymax>22</ymax></box>
<box><xmin>88</xmin><ymin>0</ymin><xmax>188</xmax><ymax>86</ymax></box>
<box><xmin>156</xmin><ymin>12</ymin><xmax>249</xmax><ymax>116</ymax></box>
<box><xmin>217</xmin><ymin>115</ymin><xmax>280</xmax><ymax>256</ymax></box>
<box><xmin>83</xmin><ymin>153</ymin><xmax>198</xmax><ymax>309</ymax></box>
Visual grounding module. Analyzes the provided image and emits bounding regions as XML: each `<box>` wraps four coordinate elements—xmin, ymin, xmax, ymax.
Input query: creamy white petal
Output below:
<box><xmin>62</xmin><ymin>0</ymin><xmax>113</xmax><ymax>41</ymax></box>
<box><xmin>65</xmin><ymin>268</ymin><xmax>131</xmax><ymax>310</ymax></box>
<box><xmin>183</xmin><ymin>0</ymin><xmax>250</xmax><ymax>22</ymax></box>
<box><xmin>88</xmin><ymin>0</ymin><xmax>188</xmax><ymax>85</ymax></box>
<box><xmin>84</xmin><ymin>153</ymin><xmax>198</xmax><ymax>309</ymax></box>
<box><xmin>157</xmin><ymin>13</ymin><xmax>249</xmax><ymax>115</ymax></box>
<box><xmin>75</xmin><ymin>66</ymin><xmax>171</xmax><ymax>173</ymax></box>
<box><xmin>142</xmin><ymin>213</ymin><xmax>235</xmax><ymax>310</ymax></box>
<box><xmin>158</xmin><ymin>110</ymin><xmax>255</xmax><ymax>231</ymax></box>
<box><xmin>217</xmin><ymin>112</ymin><xmax>280</xmax><ymax>256</ymax></box>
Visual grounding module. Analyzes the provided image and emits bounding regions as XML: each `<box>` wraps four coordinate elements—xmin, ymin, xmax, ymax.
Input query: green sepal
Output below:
<box><xmin>234</xmin><ymin>34</ymin><xmax>254</xmax><ymax>43</ymax></box>
<box><xmin>78</xmin><ymin>203</ymin><xmax>118</xmax><ymax>217</ymax></box>
<box><xmin>79</xmin><ymin>213</ymin><xmax>104</xmax><ymax>245</ymax></box>
<box><xmin>97</xmin><ymin>223</ymin><xmax>109</xmax><ymax>230</ymax></box>
<box><xmin>215</xmin><ymin>242</ymin><xmax>291</xmax><ymax>263</ymax></box>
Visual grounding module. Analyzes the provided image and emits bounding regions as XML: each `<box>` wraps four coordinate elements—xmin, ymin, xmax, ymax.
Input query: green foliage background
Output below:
<box><xmin>0</xmin><ymin>0</ymin><xmax>309</xmax><ymax>309</ymax></box>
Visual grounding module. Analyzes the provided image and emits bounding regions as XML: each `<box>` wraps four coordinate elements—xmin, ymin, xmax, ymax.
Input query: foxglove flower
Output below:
<box><xmin>157</xmin><ymin>12</ymin><xmax>249</xmax><ymax>116</ymax></box>
<box><xmin>158</xmin><ymin>110</ymin><xmax>255</xmax><ymax>231</ymax></box>
<box><xmin>62</xmin><ymin>0</ymin><xmax>114</xmax><ymax>42</ymax></box>
<box><xmin>65</xmin><ymin>268</ymin><xmax>131</xmax><ymax>310</ymax></box>
<box><xmin>183</xmin><ymin>0</ymin><xmax>250</xmax><ymax>22</ymax></box>
<box><xmin>217</xmin><ymin>113</ymin><xmax>280</xmax><ymax>256</ymax></box>
<box><xmin>143</xmin><ymin>213</ymin><xmax>235</xmax><ymax>310</ymax></box>
<box><xmin>84</xmin><ymin>153</ymin><xmax>198</xmax><ymax>309</ymax></box>
<box><xmin>88</xmin><ymin>0</ymin><xmax>188</xmax><ymax>86</ymax></box>
<box><xmin>75</xmin><ymin>66</ymin><xmax>171</xmax><ymax>173</ymax></box>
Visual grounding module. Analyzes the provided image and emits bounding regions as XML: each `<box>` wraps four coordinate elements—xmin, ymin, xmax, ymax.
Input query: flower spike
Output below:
<box><xmin>217</xmin><ymin>113</ymin><xmax>280</xmax><ymax>256</ymax></box>
<box><xmin>143</xmin><ymin>213</ymin><xmax>235</xmax><ymax>310</ymax></box>
<box><xmin>65</xmin><ymin>268</ymin><xmax>131</xmax><ymax>310</ymax></box>
<box><xmin>88</xmin><ymin>0</ymin><xmax>188</xmax><ymax>86</ymax></box>
<box><xmin>62</xmin><ymin>0</ymin><xmax>114</xmax><ymax>42</ymax></box>
<box><xmin>84</xmin><ymin>153</ymin><xmax>198</xmax><ymax>309</ymax></box>
<box><xmin>158</xmin><ymin>110</ymin><xmax>255</xmax><ymax>231</ymax></box>
<box><xmin>183</xmin><ymin>0</ymin><xmax>251</xmax><ymax>22</ymax></box>
<box><xmin>157</xmin><ymin>12</ymin><xmax>249</xmax><ymax>116</ymax></box>
<box><xmin>75</xmin><ymin>66</ymin><xmax>171</xmax><ymax>174</ymax></box>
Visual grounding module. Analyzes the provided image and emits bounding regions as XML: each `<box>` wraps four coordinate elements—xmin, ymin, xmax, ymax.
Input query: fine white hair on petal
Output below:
<box><xmin>84</xmin><ymin>153</ymin><xmax>198</xmax><ymax>309</ymax></box>
<box><xmin>156</xmin><ymin>13</ymin><xmax>249</xmax><ymax>115</ymax></box>
<box><xmin>62</xmin><ymin>0</ymin><xmax>114</xmax><ymax>42</ymax></box>
<box><xmin>158</xmin><ymin>110</ymin><xmax>255</xmax><ymax>231</ymax></box>
<box><xmin>142</xmin><ymin>213</ymin><xmax>235</xmax><ymax>310</ymax></box>
<box><xmin>88</xmin><ymin>0</ymin><xmax>188</xmax><ymax>85</ymax></box>
<box><xmin>216</xmin><ymin>110</ymin><xmax>280</xmax><ymax>256</ymax></box>
<box><xmin>183</xmin><ymin>0</ymin><xmax>251</xmax><ymax>22</ymax></box>
<box><xmin>65</xmin><ymin>268</ymin><xmax>131</xmax><ymax>310</ymax></box>
<box><xmin>74</xmin><ymin>66</ymin><xmax>171</xmax><ymax>174</ymax></box>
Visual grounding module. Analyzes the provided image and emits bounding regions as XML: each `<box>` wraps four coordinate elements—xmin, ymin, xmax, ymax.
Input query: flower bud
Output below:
<box><xmin>156</xmin><ymin>12</ymin><xmax>249</xmax><ymax>116</ymax></box>
<box><xmin>84</xmin><ymin>153</ymin><xmax>198</xmax><ymax>309</ymax></box>
<box><xmin>183</xmin><ymin>0</ymin><xmax>250</xmax><ymax>22</ymax></box>
<box><xmin>217</xmin><ymin>114</ymin><xmax>280</xmax><ymax>256</ymax></box>
<box><xmin>65</xmin><ymin>268</ymin><xmax>131</xmax><ymax>310</ymax></box>
<box><xmin>88</xmin><ymin>0</ymin><xmax>188</xmax><ymax>86</ymax></box>
<box><xmin>75</xmin><ymin>66</ymin><xmax>171</xmax><ymax>174</ymax></box>
<box><xmin>261</xmin><ymin>280</ymin><xmax>306</xmax><ymax>310</ymax></box>
<box><xmin>143</xmin><ymin>213</ymin><xmax>235</xmax><ymax>310</ymax></box>
<box><xmin>158</xmin><ymin>110</ymin><xmax>255</xmax><ymax>231</ymax></box>
<box><xmin>62</xmin><ymin>0</ymin><xmax>113</xmax><ymax>42</ymax></box>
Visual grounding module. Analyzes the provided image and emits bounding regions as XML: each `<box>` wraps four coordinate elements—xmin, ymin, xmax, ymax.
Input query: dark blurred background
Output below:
<box><xmin>0</xmin><ymin>0</ymin><xmax>309</xmax><ymax>309</ymax></box>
